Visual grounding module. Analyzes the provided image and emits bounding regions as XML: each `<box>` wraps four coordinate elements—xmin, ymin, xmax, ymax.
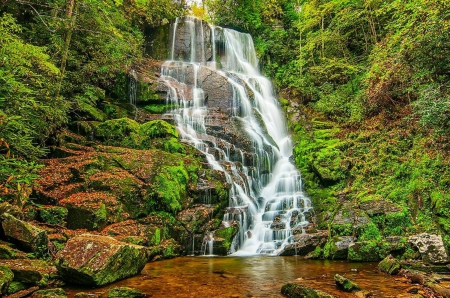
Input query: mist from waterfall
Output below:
<box><xmin>161</xmin><ymin>16</ymin><xmax>312</xmax><ymax>255</ymax></box>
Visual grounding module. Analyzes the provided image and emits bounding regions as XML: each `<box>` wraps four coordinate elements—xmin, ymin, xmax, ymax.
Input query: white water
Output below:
<box><xmin>161</xmin><ymin>17</ymin><xmax>312</xmax><ymax>255</ymax></box>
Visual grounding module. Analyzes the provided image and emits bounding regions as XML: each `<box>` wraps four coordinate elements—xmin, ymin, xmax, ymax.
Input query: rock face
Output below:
<box><xmin>1</xmin><ymin>213</ymin><xmax>48</xmax><ymax>254</ymax></box>
<box><xmin>408</xmin><ymin>233</ymin><xmax>449</xmax><ymax>264</ymax></box>
<box><xmin>55</xmin><ymin>234</ymin><xmax>148</xmax><ymax>286</ymax></box>
<box><xmin>281</xmin><ymin>283</ymin><xmax>336</xmax><ymax>298</ymax></box>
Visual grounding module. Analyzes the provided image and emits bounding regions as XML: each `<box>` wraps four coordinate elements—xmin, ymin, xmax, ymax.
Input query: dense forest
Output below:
<box><xmin>1</xmin><ymin>0</ymin><xmax>450</xmax><ymax>295</ymax></box>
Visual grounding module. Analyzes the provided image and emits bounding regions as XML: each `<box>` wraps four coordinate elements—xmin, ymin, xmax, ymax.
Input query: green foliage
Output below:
<box><xmin>143</xmin><ymin>104</ymin><xmax>178</xmax><ymax>114</ymax></box>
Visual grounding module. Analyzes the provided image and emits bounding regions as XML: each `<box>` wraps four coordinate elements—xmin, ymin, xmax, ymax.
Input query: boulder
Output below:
<box><xmin>324</xmin><ymin>236</ymin><xmax>355</xmax><ymax>259</ymax></box>
<box><xmin>0</xmin><ymin>259</ymin><xmax>57</xmax><ymax>286</ymax></box>
<box><xmin>0</xmin><ymin>243</ymin><xmax>28</xmax><ymax>259</ymax></box>
<box><xmin>1</xmin><ymin>213</ymin><xmax>48</xmax><ymax>254</ymax></box>
<box><xmin>55</xmin><ymin>234</ymin><xmax>148</xmax><ymax>286</ymax></box>
<box><xmin>281</xmin><ymin>283</ymin><xmax>336</xmax><ymax>298</ymax></box>
<box><xmin>408</xmin><ymin>233</ymin><xmax>449</xmax><ymax>264</ymax></box>
<box><xmin>334</xmin><ymin>274</ymin><xmax>361</xmax><ymax>292</ymax></box>
<box><xmin>0</xmin><ymin>265</ymin><xmax>14</xmax><ymax>295</ymax></box>
<box><xmin>279</xmin><ymin>231</ymin><xmax>328</xmax><ymax>256</ymax></box>
<box><xmin>213</xmin><ymin>226</ymin><xmax>239</xmax><ymax>255</ymax></box>
<box><xmin>378</xmin><ymin>255</ymin><xmax>401</xmax><ymax>275</ymax></box>
<box><xmin>30</xmin><ymin>288</ymin><xmax>67</xmax><ymax>298</ymax></box>
<box><xmin>348</xmin><ymin>241</ymin><xmax>387</xmax><ymax>262</ymax></box>
<box><xmin>107</xmin><ymin>286</ymin><xmax>144</xmax><ymax>298</ymax></box>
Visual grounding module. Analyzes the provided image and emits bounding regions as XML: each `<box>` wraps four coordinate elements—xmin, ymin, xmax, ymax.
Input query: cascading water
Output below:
<box><xmin>161</xmin><ymin>17</ymin><xmax>313</xmax><ymax>255</ymax></box>
<box><xmin>129</xmin><ymin>69</ymin><xmax>138</xmax><ymax>119</ymax></box>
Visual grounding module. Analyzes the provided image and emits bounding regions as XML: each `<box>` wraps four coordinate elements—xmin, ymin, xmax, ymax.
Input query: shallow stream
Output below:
<box><xmin>65</xmin><ymin>256</ymin><xmax>413</xmax><ymax>297</ymax></box>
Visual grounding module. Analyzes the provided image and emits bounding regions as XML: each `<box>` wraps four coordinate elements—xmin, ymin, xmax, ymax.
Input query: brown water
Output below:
<box><xmin>65</xmin><ymin>256</ymin><xmax>414</xmax><ymax>297</ymax></box>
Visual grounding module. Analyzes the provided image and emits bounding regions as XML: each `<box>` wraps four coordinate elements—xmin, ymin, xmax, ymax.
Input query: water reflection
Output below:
<box><xmin>65</xmin><ymin>257</ymin><xmax>412</xmax><ymax>297</ymax></box>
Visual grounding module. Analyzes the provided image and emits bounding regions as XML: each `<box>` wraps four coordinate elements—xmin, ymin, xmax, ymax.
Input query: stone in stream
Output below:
<box><xmin>281</xmin><ymin>283</ymin><xmax>336</xmax><ymax>298</ymax></box>
<box><xmin>334</xmin><ymin>274</ymin><xmax>361</xmax><ymax>292</ymax></box>
<box><xmin>408</xmin><ymin>233</ymin><xmax>449</xmax><ymax>264</ymax></box>
<box><xmin>377</xmin><ymin>254</ymin><xmax>401</xmax><ymax>275</ymax></box>
<box><xmin>107</xmin><ymin>286</ymin><xmax>145</xmax><ymax>298</ymax></box>
<box><xmin>74</xmin><ymin>293</ymin><xmax>101</xmax><ymax>298</ymax></box>
<box><xmin>55</xmin><ymin>234</ymin><xmax>148</xmax><ymax>286</ymax></box>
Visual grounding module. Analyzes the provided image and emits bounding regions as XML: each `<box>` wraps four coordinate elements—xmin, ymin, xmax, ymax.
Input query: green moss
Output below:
<box><xmin>140</xmin><ymin>120</ymin><xmax>178</xmax><ymax>139</ymax></box>
<box><xmin>143</xmin><ymin>104</ymin><xmax>178</xmax><ymax>114</ymax></box>
<box><xmin>32</xmin><ymin>288</ymin><xmax>67</xmax><ymax>298</ymax></box>
<box><xmin>6</xmin><ymin>281</ymin><xmax>26</xmax><ymax>294</ymax></box>
<box><xmin>334</xmin><ymin>274</ymin><xmax>361</xmax><ymax>292</ymax></box>
<box><xmin>378</xmin><ymin>255</ymin><xmax>401</xmax><ymax>275</ymax></box>
<box><xmin>0</xmin><ymin>266</ymin><xmax>14</xmax><ymax>295</ymax></box>
<box><xmin>281</xmin><ymin>283</ymin><xmax>336</xmax><ymax>297</ymax></box>
<box><xmin>39</xmin><ymin>206</ymin><xmax>68</xmax><ymax>226</ymax></box>
<box><xmin>107</xmin><ymin>286</ymin><xmax>143</xmax><ymax>298</ymax></box>
<box><xmin>357</xmin><ymin>222</ymin><xmax>382</xmax><ymax>241</ymax></box>
<box><xmin>95</xmin><ymin>118</ymin><xmax>141</xmax><ymax>148</ymax></box>
<box><xmin>94</xmin><ymin>204</ymin><xmax>107</xmax><ymax>228</ymax></box>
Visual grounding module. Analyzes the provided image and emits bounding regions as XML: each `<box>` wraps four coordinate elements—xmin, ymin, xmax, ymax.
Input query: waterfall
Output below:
<box><xmin>129</xmin><ymin>69</ymin><xmax>138</xmax><ymax>119</ymax></box>
<box><xmin>161</xmin><ymin>17</ymin><xmax>313</xmax><ymax>255</ymax></box>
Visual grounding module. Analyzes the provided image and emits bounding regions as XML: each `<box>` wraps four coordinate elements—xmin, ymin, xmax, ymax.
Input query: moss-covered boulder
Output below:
<box><xmin>107</xmin><ymin>286</ymin><xmax>144</xmax><ymax>298</ymax></box>
<box><xmin>213</xmin><ymin>226</ymin><xmax>239</xmax><ymax>255</ymax></box>
<box><xmin>30</xmin><ymin>288</ymin><xmax>67</xmax><ymax>298</ymax></box>
<box><xmin>378</xmin><ymin>254</ymin><xmax>401</xmax><ymax>275</ymax></box>
<box><xmin>94</xmin><ymin>118</ymin><xmax>141</xmax><ymax>147</ymax></box>
<box><xmin>0</xmin><ymin>259</ymin><xmax>57</xmax><ymax>286</ymax></box>
<box><xmin>281</xmin><ymin>283</ymin><xmax>336</xmax><ymax>298</ymax></box>
<box><xmin>140</xmin><ymin>120</ymin><xmax>178</xmax><ymax>138</ymax></box>
<box><xmin>279</xmin><ymin>231</ymin><xmax>328</xmax><ymax>256</ymax></box>
<box><xmin>0</xmin><ymin>265</ymin><xmax>14</xmax><ymax>295</ymax></box>
<box><xmin>1</xmin><ymin>213</ymin><xmax>48</xmax><ymax>254</ymax></box>
<box><xmin>348</xmin><ymin>241</ymin><xmax>389</xmax><ymax>261</ymax></box>
<box><xmin>334</xmin><ymin>274</ymin><xmax>361</xmax><ymax>292</ymax></box>
<box><xmin>6</xmin><ymin>281</ymin><xmax>26</xmax><ymax>295</ymax></box>
<box><xmin>323</xmin><ymin>236</ymin><xmax>355</xmax><ymax>259</ymax></box>
<box><xmin>55</xmin><ymin>234</ymin><xmax>148</xmax><ymax>286</ymax></box>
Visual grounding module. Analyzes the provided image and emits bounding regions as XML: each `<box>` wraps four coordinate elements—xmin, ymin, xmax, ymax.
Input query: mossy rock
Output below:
<box><xmin>0</xmin><ymin>265</ymin><xmax>14</xmax><ymax>295</ymax></box>
<box><xmin>71</xmin><ymin>121</ymin><xmax>101</xmax><ymax>137</ymax></box>
<box><xmin>281</xmin><ymin>283</ymin><xmax>336</xmax><ymax>298</ymax></box>
<box><xmin>1</xmin><ymin>213</ymin><xmax>48</xmax><ymax>255</ymax></box>
<box><xmin>213</xmin><ymin>226</ymin><xmax>239</xmax><ymax>255</ymax></box>
<box><xmin>38</xmin><ymin>206</ymin><xmax>68</xmax><ymax>226</ymax></box>
<box><xmin>6</xmin><ymin>281</ymin><xmax>26</xmax><ymax>294</ymax></box>
<box><xmin>348</xmin><ymin>241</ymin><xmax>389</xmax><ymax>262</ymax></box>
<box><xmin>94</xmin><ymin>118</ymin><xmax>141</xmax><ymax>148</ymax></box>
<box><xmin>31</xmin><ymin>288</ymin><xmax>67</xmax><ymax>298</ymax></box>
<box><xmin>74</xmin><ymin>292</ymin><xmax>101</xmax><ymax>298</ymax></box>
<box><xmin>102</xmin><ymin>102</ymin><xmax>129</xmax><ymax>119</ymax></box>
<box><xmin>334</xmin><ymin>274</ymin><xmax>361</xmax><ymax>292</ymax></box>
<box><xmin>107</xmin><ymin>286</ymin><xmax>144</xmax><ymax>298</ymax></box>
<box><xmin>140</xmin><ymin>120</ymin><xmax>178</xmax><ymax>139</ymax></box>
<box><xmin>0</xmin><ymin>243</ymin><xmax>27</xmax><ymax>259</ymax></box>
<box><xmin>147</xmin><ymin>239</ymin><xmax>180</xmax><ymax>260</ymax></box>
<box><xmin>56</xmin><ymin>234</ymin><xmax>148</xmax><ymax>286</ymax></box>
<box><xmin>323</xmin><ymin>236</ymin><xmax>355</xmax><ymax>259</ymax></box>
<box><xmin>378</xmin><ymin>255</ymin><xmax>401</xmax><ymax>275</ymax></box>
<box><xmin>0</xmin><ymin>259</ymin><xmax>56</xmax><ymax>286</ymax></box>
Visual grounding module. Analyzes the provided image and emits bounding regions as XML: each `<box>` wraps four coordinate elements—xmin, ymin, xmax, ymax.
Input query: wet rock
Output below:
<box><xmin>74</xmin><ymin>293</ymin><xmax>102</xmax><ymax>298</ymax></box>
<box><xmin>331</xmin><ymin>202</ymin><xmax>369</xmax><ymax>236</ymax></box>
<box><xmin>0</xmin><ymin>259</ymin><xmax>57</xmax><ymax>286</ymax></box>
<box><xmin>401</xmin><ymin>260</ymin><xmax>449</xmax><ymax>273</ymax></box>
<box><xmin>378</xmin><ymin>255</ymin><xmax>401</xmax><ymax>275</ymax></box>
<box><xmin>1</xmin><ymin>213</ymin><xmax>48</xmax><ymax>254</ymax></box>
<box><xmin>334</xmin><ymin>274</ymin><xmax>361</xmax><ymax>292</ymax></box>
<box><xmin>281</xmin><ymin>283</ymin><xmax>336</xmax><ymax>298</ymax></box>
<box><xmin>55</xmin><ymin>234</ymin><xmax>148</xmax><ymax>286</ymax></box>
<box><xmin>30</xmin><ymin>288</ymin><xmax>67</xmax><ymax>298</ymax></box>
<box><xmin>107</xmin><ymin>286</ymin><xmax>144</xmax><ymax>298</ymax></box>
<box><xmin>213</xmin><ymin>226</ymin><xmax>239</xmax><ymax>255</ymax></box>
<box><xmin>279</xmin><ymin>231</ymin><xmax>328</xmax><ymax>256</ymax></box>
<box><xmin>408</xmin><ymin>233</ymin><xmax>449</xmax><ymax>264</ymax></box>
<box><xmin>0</xmin><ymin>265</ymin><xmax>14</xmax><ymax>295</ymax></box>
